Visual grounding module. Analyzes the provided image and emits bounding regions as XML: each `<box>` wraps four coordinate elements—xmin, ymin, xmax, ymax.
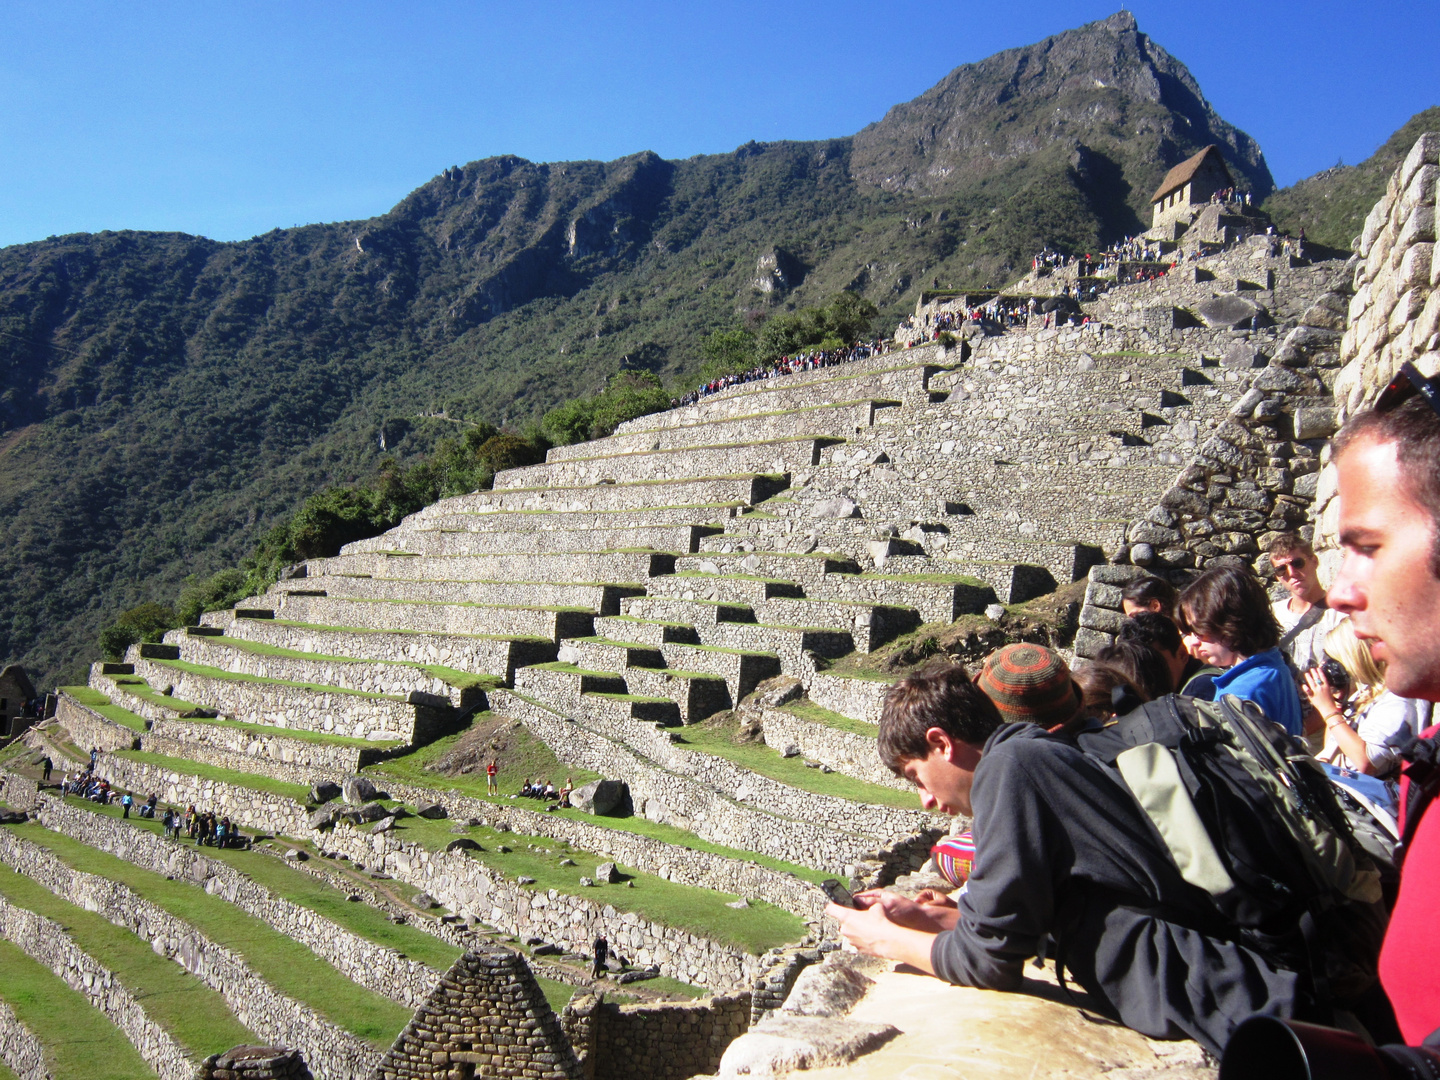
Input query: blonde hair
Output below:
<box><xmin>1324</xmin><ymin>618</ymin><xmax>1386</xmax><ymax>711</ymax></box>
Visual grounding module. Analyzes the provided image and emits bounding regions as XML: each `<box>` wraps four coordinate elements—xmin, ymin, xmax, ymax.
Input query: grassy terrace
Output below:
<box><xmin>374</xmin><ymin>814</ymin><xmax>804</xmax><ymax>955</ymax></box>
<box><xmin>270</xmin><ymin>618</ymin><xmax>554</xmax><ymax>646</ymax></box>
<box><xmin>368</xmin><ymin>721</ymin><xmax>828</xmax><ymax>884</ymax></box>
<box><xmin>780</xmin><ymin>700</ymin><xmax>880</xmax><ymax>738</ymax></box>
<box><xmin>0</xmin><ymin>932</ymin><xmax>160</xmax><ymax>1080</ymax></box>
<box><xmin>57</xmin><ymin>796</ymin><xmax>464</xmax><ymax>972</ymax></box>
<box><xmin>0</xmin><ymin>859</ymin><xmax>255</xmax><ymax>1060</ymax></box>
<box><xmin>490</xmin><ymin>472</ymin><xmax>787</xmax><ymax>496</ymax></box>
<box><xmin>111</xmin><ymin>750</ymin><xmax>312</xmax><ymax>802</ymax></box>
<box><xmin>4</xmin><ymin>822</ymin><xmax>412</xmax><ymax>1047</ymax></box>
<box><xmin>107</xmin><ymin>677</ymin><xmax>204</xmax><ymax>715</ymax></box>
<box><xmin>141</xmin><ymin>657</ymin><xmax>404</xmax><ymax>701</ymax></box>
<box><xmin>199</xmin><ymin>635</ymin><xmax>504</xmax><ymax>692</ymax></box>
<box><xmin>674</xmin><ymin>713</ymin><xmax>915</xmax><ymax>809</ymax></box>
<box><xmin>59</xmin><ymin>685</ymin><xmax>148</xmax><ymax>732</ymax></box>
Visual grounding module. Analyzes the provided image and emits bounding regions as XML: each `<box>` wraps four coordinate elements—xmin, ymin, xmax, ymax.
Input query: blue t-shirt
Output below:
<box><xmin>1210</xmin><ymin>646</ymin><xmax>1304</xmax><ymax>736</ymax></box>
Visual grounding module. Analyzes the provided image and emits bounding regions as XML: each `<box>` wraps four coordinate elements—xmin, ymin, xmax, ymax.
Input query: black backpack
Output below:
<box><xmin>1077</xmin><ymin>693</ymin><xmax>1390</xmax><ymax>1009</ymax></box>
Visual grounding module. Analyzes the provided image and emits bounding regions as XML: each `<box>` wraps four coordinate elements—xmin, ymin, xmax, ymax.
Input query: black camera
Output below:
<box><xmin>1321</xmin><ymin>658</ymin><xmax>1352</xmax><ymax>696</ymax></box>
<box><xmin>1222</xmin><ymin>1016</ymin><xmax>1440</xmax><ymax>1080</ymax></box>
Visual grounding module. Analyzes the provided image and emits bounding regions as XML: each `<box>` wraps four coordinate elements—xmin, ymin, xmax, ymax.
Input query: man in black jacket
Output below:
<box><xmin>826</xmin><ymin>661</ymin><xmax>1302</xmax><ymax>1054</ymax></box>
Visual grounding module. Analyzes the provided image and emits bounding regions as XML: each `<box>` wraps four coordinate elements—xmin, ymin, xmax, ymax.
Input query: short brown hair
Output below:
<box><xmin>1334</xmin><ymin>394</ymin><xmax>1440</xmax><ymax>577</ymax></box>
<box><xmin>1177</xmin><ymin>564</ymin><xmax>1281</xmax><ymax>657</ymax></box>
<box><xmin>1073</xmin><ymin>661</ymin><xmax>1145</xmax><ymax>717</ymax></box>
<box><xmin>1267</xmin><ymin>531</ymin><xmax>1314</xmax><ymax>559</ymax></box>
<box><xmin>1094</xmin><ymin>638</ymin><xmax>1172</xmax><ymax>698</ymax></box>
<box><xmin>877</xmin><ymin>661</ymin><xmax>1004</xmax><ymax>773</ymax></box>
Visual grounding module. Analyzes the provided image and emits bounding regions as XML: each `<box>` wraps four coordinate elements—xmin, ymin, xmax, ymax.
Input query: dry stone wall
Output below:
<box><xmin>562</xmin><ymin>990</ymin><xmax>750</xmax><ymax>1080</ymax></box>
<box><xmin>93</xmin><ymin>753</ymin><xmax>312</xmax><ymax>837</ymax></box>
<box><xmin>0</xmin><ymin>998</ymin><xmax>50</xmax><ymax>1080</ymax></box>
<box><xmin>1315</xmin><ymin>132</ymin><xmax>1440</xmax><ymax>572</ymax></box>
<box><xmin>319</xmin><ymin>822</ymin><xmax>766</xmax><ymax>991</ymax></box>
<box><xmin>375</xmin><ymin>948</ymin><xmax>580</xmax><ymax>1080</ymax></box>
<box><xmin>0</xmin><ymin>828</ymin><xmax>379</xmax><ymax>1080</ymax></box>
<box><xmin>30</xmin><ymin>792</ymin><xmax>440</xmax><ymax>1009</ymax></box>
<box><xmin>0</xmin><ymin>891</ymin><xmax>194</xmax><ymax>1080</ymax></box>
<box><xmin>54</xmin><ymin>693</ymin><xmax>138</xmax><ymax>753</ymax></box>
<box><xmin>756</xmin><ymin>708</ymin><xmax>900</xmax><ymax>790</ymax></box>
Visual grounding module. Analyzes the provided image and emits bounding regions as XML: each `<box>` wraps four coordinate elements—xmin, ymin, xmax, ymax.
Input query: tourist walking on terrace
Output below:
<box><xmin>40</xmin><ymin>756</ymin><xmax>51</xmax><ymax>782</ymax></box>
<box><xmin>486</xmin><ymin>756</ymin><xmax>498</xmax><ymax>796</ymax></box>
<box><xmin>592</xmin><ymin>935</ymin><xmax>608</xmax><ymax>979</ymax></box>
<box><xmin>121</xmin><ymin>791</ymin><xmax>133</xmax><ymax>818</ymax></box>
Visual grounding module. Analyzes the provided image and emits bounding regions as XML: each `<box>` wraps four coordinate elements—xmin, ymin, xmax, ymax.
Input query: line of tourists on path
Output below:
<box><xmin>672</xmin><ymin>339</ymin><xmax>891</xmax><ymax>408</ymax></box>
<box><xmin>57</xmin><ymin>766</ymin><xmax>247</xmax><ymax>848</ymax></box>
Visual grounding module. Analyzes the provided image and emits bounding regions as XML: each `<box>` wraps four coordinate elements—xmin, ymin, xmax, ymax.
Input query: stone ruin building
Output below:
<box><xmin>0</xmin><ymin>130</ymin><xmax>1435</xmax><ymax>1079</ymax></box>
<box><xmin>1150</xmin><ymin>145</ymin><xmax>1236</xmax><ymax>234</ymax></box>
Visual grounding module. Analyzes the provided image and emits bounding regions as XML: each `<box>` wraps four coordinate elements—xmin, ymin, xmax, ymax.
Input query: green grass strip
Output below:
<box><xmin>198</xmin><ymin>637</ymin><xmax>503</xmax><ymax>692</ymax></box>
<box><xmin>0</xmin><ymin>933</ymin><xmax>160</xmax><ymax>1080</ymax></box>
<box><xmin>780</xmin><ymin>701</ymin><xmax>880</xmax><ymax>737</ymax></box>
<box><xmin>111</xmin><ymin>750</ymin><xmax>311</xmax><ymax>802</ymax></box>
<box><xmin>60</xmin><ymin>687</ymin><xmax>149</xmax><ymax>733</ymax></box>
<box><xmin>374</xmin><ymin>816</ymin><xmax>803</xmax><ymax>955</ymax></box>
<box><xmin>369</xmin><ymin>723</ymin><xmax>828</xmax><ymax>882</ymax></box>
<box><xmin>0</xmin><ymin>859</ymin><xmax>254</xmax><ymax>1061</ymax></box>
<box><xmin>5</xmin><ymin>823</ymin><xmax>411</xmax><ymax>1048</ymax></box>
<box><xmin>108</xmin><ymin>678</ymin><xmax>205</xmax><ymax>714</ymax></box>
<box><xmin>57</xmin><ymin>796</ymin><xmax>463</xmax><ymax>973</ymax></box>
<box><xmin>674</xmin><ymin>716</ymin><xmax>916</xmax><ymax>809</ymax></box>
<box><xmin>164</xmin><ymin>714</ymin><xmax>401</xmax><ymax>750</ymax></box>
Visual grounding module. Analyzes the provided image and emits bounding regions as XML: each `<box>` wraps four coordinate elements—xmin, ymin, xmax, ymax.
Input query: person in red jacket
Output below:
<box><xmin>1328</xmin><ymin>361</ymin><xmax>1440</xmax><ymax>1044</ymax></box>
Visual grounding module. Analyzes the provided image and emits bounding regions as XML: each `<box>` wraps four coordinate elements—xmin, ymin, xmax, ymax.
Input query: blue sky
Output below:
<box><xmin>1</xmin><ymin>1</ymin><xmax>1436</xmax><ymax>248</ymax></box>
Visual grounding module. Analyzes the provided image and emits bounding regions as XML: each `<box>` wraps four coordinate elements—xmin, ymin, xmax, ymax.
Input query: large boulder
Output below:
<box><xmin>415</xmin><ymin>801</ymin><xmax>448</xmax><ymax>820</ymax></box>
<box><xmin>570</xmin><ymin>779</ymin><xmax>626</xmax><ymax>816</ymax></box>
<box><xmin>309</xmin><ymin>781</ymin><xmax>342</xmax><ymax>804</ymax></box>
<box><xmin>308</xmin><ymin>805</ymin><xmax>343</xmax><ymax>830</ymax></box>
<box><xmin>347</xmin><ymin>801</ymin><xmax>390</xmax><ymax>824</ymax></box>
<box><xmin>341</xmin><ymin>776</ymin><xmax>378</xmax><ymax>805</ymax></box>
<box><xmin>1195</xmin><ymin>293</ymin><xmax>1266</xmax><ymax>330</ymax></box>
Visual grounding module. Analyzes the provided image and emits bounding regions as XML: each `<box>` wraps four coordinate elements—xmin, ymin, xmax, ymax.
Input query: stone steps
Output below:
<box><xmin>557</xmin><ymin>398</ymin><xmax>903</xmax><ymax>459</ymax></box>
<box><xmin>316</xmin><ymin>549</ymin><xmax>676</xmax><ymax>586</ymax></box>
<box><xmin>283</xmin><ymin>574</ymin><xmax>642</xmax><ymax>616</ymax></box>
<box><xmin>270</xmin><ymin>594</ymin><xmax>595</xmax><ymax>642</ymax></box>
<box><xmin>408</xmin><ymin>502</ymin><xmax>744</xmax><ymax>531</ymax></box>
<box><xmin>495</xmin><ymin>438</ymin><xmax>838</xmax><ymax>491</ymax></box>
<box><xmin>218</xmin><ymin>619</ymin><xmax>558</xmax><ymax>684</ymax></box>
<box><xmin>342</xmin><ymin>522</ymin><xmax>723</xmax><ymax>557</ymax></box>
<box><xmin>433</xmin><ymin>473</ymin><xmax>790</xmax><ymax>515</ymax></box>
<box><xmin>162</xmin><ymin>632</ymin><xmax>470</xmax><ymax>707</ymax></box>
<box><xmin>126</xmin><ymin>656</ymin><xmax>444</xmax><ymax>744</ymax></box>
<box><xmin>560</xmin><ymin>635</ymin><xmax>782</xmax><ymax>703</ymax></box>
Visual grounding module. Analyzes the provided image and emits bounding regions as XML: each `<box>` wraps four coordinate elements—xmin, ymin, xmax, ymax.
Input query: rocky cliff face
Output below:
<box><xmin>851</xmin><ymin>12</ymin><xmax>1272</xmax><ymax>209</ymax></box>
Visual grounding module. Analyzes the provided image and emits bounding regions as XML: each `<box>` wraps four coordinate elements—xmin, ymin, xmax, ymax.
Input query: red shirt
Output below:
<box><xmin>1380</xmin><ymin>725</ymin><xmax>1440</xmax><ymax>1042</ymax></box>
<box><xmin>486</xmin><ymin>762</ymin><xmax>497</xmax><ymax>777</ymax></box>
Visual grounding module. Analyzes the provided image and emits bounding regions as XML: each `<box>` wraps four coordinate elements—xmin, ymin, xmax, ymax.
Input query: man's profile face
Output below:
<box><xmin>1328</xmin><ymin>436</ymin><xmax>1440</xmax><ymax>701</ymax></box>
<box><xmin>1270</xmin><ymin>548</ymin><xmax>1323</xmax><ymax>604</ymax></box>
<box><xmin>900</xmin><ymin>730</ymin><xmax>980</xmax><ymax>817</ymax></box>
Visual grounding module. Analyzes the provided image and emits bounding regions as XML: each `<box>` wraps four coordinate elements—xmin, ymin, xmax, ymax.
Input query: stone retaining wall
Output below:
<box><xmin>758</xmin><ymin>708</ymin><xmax>900</xmax><ymax>790</ymax></box>
<box><xmin>0</xmin><ymin>891</ymin><xmax>194</xmax><ymax>1080</ymax></box>
<box><xmin>0</xmin><ymin>829</ymin><xmax>379</xmax><ymax>1080</ymax></box>
<box><xmin>0</xmin><ymin>771</ymin><xmax>39</xmax><ymax>812</ymax></box>
<box><xmin>0</xmin><ymin>997</ymin><xmax>49</xmax><ymax>1080</ymax></box>
<box><xmin>30</xmin><ymin>793</ymin><xmax>439</xmax><ymax>1009</ymax></box>
<box><xmin>93</xmin><ymin>754</ymin><xmax>312</xmax><ymax>838</ymax></box>
<box><xmin>804</xmin><ymin>676</ymin><xmax>892</xmax><ymax>726</ymax></box>
<box><xmin>563</xmin><ymin>990</ymin><xmax>750</xmax><ymax>1080</ymax></box>
<box><xmin>147</xmin><ymin>718</ymin><xmax>367</xmax><ymax>779</ymax></box>
<box><xmin>374</xmin><ymin>779</ymin><xmax>828</xmax><ymax>922</ymax></box>
<box><xmin>1316</xmin><ymin>132</ymin><xmax>1440</xmax><ymax>573</ymax></box>
<box><xmin>277</xmin><ymin>594</ymin><xmax>592</xmax><ymax>641</ymax></box>
<box><xmin>54</xmin><ymin>694</ymin><xmax>138</xmax><ymax>754</ymax></box>
<box><xmin>319</xmin><ymin>822</ymin><xmax>765</xmax><ymax>992</ymax></box>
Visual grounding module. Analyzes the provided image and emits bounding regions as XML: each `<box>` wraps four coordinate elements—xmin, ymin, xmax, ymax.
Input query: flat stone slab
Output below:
<box><xmin>743</xmin><ymin>962</ymin><xmax>1214</xmax><ymax>1079</ymax></box>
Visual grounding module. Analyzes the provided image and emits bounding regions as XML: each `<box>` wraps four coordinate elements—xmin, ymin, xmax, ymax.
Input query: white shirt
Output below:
<box><xmin>1271</xmin><ymin>598</ymin><xmax>1344</xmax><ymax>674</ymax></box>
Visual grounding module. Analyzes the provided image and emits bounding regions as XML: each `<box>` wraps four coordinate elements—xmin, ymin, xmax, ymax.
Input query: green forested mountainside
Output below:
<box><xmin>0</xmin><ymin>12</ymin><xmax>1297</xmax><ymax>687</ymax></box>
<box><xmin>1263</xmin><ymin>106</ymin><xmax>1440</xmax><ymax>250</ymax></box>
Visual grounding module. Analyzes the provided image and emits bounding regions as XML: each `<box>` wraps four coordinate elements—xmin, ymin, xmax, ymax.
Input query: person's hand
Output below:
<box><xmin>1302</xmin><ymin>667</ymin><xmax>1342</xmax><ymax>723</ymax></box>
<box><xmin>850</xmin><ymin>889</ymin><xmax>958</xmax><ymax>933</ymax></box>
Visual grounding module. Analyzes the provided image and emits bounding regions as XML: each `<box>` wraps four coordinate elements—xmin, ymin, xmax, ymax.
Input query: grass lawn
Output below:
<box><xmin>369</xmin><ymin>720</ymin><xmax>828</xmax><ymax>881</ymax></box>
<box><xmin>5</xmin><ymin>822</ymin><xmax>411</xmax><ymax>1047</ymax></box>
<box><xmin>111</xmin><ymin>750</ymin><xmax>312</xmax><ymax>802</ymax></box>
<box><xmin>0</xmin><ymin>933</ymin><xmax>160</xmax><ymax>1080</ymax></box>
<box><xmin>59</xmin><ymin>686</ymin><xmax>149</xmax><ymax>733</ymax></box>
<box><xmin>109</xmin><ymin>677</ymin><xmax>204</xmax><ymax>714</ymax></box>
<box><xmin>58</xmin><ymin>796</ymin><xmax>464</xmax><ymax>973</ymax></box>
<box><xmin>779</xmin><ymin>700</ymin><xmax>880</xmax><ymax>738</ymax></box>
<box><xmin>379</xmin><ymin>815</ymin><xmax>804</xmax><ymax>955</ymax></box>
<box><xmin>674</xmin><ymin>714</ymin><xmax>916</xmax><ymax>809</ymax></box>
<box><xmin>0</xmin><ymin>860</ymin><xmax>255</xmax><ymax>1060</ymax></box>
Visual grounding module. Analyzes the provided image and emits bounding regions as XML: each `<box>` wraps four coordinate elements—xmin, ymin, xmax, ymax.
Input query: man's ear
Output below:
<box><xmin>924</xmin><ymin>726</ymin><xmax>956</xmax><ymax>760</ymax></box>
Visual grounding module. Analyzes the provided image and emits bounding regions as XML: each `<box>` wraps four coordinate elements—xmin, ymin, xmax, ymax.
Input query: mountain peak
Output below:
<box><xmin>850</xmin><ymin>12</ymin><xmax>1271</xmax><ymax>203</ymax></box>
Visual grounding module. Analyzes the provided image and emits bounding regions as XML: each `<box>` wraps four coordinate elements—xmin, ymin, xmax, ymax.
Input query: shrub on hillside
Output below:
<box><xmin>542</xmin><ymin>370</ymin><xmax>672</xmax><ymax>445</ymax></box>
<box><xmin>99</xmin><ymin>602</ymin><xmax>181</xmax><ymax>660</ymax></box>
<box><xmin>177</xmin><ymin>569</ymin><xmax>249</xmax><ymax>625</ymax></box>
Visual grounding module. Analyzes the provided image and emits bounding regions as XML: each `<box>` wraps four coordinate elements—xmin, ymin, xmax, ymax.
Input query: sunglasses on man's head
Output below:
<box><xmin>1376</xmin><ymin>361</ymin><xmax>1440</xmax><ymax>419</ymax></box>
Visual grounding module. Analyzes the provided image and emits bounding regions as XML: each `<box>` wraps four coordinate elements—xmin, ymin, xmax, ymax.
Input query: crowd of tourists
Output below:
<box><xmin>671</xmin><ymin>339</ymin><xmax>891</xmax><ymax>408</ymax></box>
<box><xmin>829</xmin><ymin>359</ymin><xmax>1440</xmax><ymax>1071</ymax></box>
<box><xmin>58</xmin><ymin>763</ymin><xmax>247</xmax><ymax>848</ymax></box>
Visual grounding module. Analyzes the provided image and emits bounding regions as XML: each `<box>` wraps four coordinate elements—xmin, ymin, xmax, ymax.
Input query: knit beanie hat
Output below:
<box><xmin>976</xmin><ymin>643</ymin><xmax>1083</xmax><ymax>731</ymax></box>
